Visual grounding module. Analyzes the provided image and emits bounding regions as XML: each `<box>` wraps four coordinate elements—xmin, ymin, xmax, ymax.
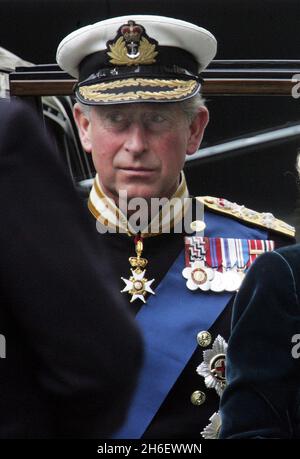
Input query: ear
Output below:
<box><xmin>73</xmin><ymin>103</ymin><xmax>93</xmax><ymax>153</ymax></box>
<box><xmin>186</xmin><ymin>106</ymin><xmax>209</xmax><ymax>156</ymax></box>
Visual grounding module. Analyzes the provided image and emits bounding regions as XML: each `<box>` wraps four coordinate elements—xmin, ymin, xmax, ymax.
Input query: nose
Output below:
<box><xmin>124</xmin><ymin>123</ymin><xmax>148</xmax><ymax>156</ymax></box>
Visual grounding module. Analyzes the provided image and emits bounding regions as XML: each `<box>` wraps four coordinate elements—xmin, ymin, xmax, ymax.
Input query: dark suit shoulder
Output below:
<box><xmin>275</xmin><ymin>244</ymin><xmax>300</xmax><ymax>298</ymax></box>
<box><xmin>230</xmin><ymin>248</ymin><xmax>299</xmax><ymax>327</ymax></box>
<box><xmin>0</xmin><ymin>99</ymin><xmax>44</xmax><ymax>134</ymax></box>
<box><xmin>276</xmin><ymin>242</ymin><xmax>300</xmax><ymax>262</ymax></box>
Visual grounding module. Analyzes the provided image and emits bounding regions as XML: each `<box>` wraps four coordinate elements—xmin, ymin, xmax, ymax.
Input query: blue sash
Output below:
<box><xmin>113</xmin><ymin>211</ymin><xmax>268</xmax><ymax>439</ymax></box>
<box><xmin>113</xmin><ymin>249</ymin><xmax>232</xmax><ymax>439</ymax></box>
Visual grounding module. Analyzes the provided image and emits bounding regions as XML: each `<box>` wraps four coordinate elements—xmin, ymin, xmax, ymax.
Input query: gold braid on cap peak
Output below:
<box><xmin>78</xmin><ymin>78</ymin><xmax>197</xmax><ymax>102</ymax></box>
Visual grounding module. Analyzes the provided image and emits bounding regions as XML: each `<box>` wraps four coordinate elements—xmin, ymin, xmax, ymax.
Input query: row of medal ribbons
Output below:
<box><xmin>183</xmin><ymin>236</ymin><xmax>274</xmax><ymax>292</ymax></box>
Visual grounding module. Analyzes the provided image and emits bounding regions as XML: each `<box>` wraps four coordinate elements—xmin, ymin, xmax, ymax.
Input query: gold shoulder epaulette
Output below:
<box><xmin>196</xmin><ymin>196</ymin><xmax>295</xmax><ymax>238</ymax></box>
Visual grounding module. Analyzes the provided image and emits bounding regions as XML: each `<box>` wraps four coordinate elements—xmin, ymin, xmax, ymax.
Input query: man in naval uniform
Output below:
<box><xmin>56</xmin><ymin>15</ymin><xmax>295</xmax><ymax>439</ymax></box>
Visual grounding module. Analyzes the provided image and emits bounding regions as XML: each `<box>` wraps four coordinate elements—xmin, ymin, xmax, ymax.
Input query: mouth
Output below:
<box><xmin>118</xmin><ymin>167</ymin><xmax>156</xmax><ymax>175</ymax></box>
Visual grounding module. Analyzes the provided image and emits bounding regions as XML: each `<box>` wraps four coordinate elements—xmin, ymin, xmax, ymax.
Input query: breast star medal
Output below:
<box><xmin>196</xmin><ymin>334</ymin><xmax>228</xmax><ymax>397</ymax></box>
<box><xmin>121</xmin><ymin>235</ymin><xmax>155</xmax><ymax>303</ymax></box>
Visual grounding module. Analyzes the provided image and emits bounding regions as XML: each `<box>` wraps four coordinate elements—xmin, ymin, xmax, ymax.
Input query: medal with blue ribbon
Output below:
<box><xmin>220</xmin><ymin>238</ymin><xmax>241</xmax><ymax>292</ymax></box>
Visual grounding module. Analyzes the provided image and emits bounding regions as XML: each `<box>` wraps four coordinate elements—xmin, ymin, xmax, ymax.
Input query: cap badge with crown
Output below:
<box><xmin>107</xmin><ymin>20</ymin><xmax>158</xmax><ymax>65</ymax></box>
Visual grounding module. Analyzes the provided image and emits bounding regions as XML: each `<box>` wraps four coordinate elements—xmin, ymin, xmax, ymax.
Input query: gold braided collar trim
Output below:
<box><xmin>88</xmin><ymin>172</ymin><xmax>190</xmax><ymax>237</ymax></box>
<box><xmin>78</xmin><ymin>78</ymin><xmax>197</xmax><ymax>102</ymax></box>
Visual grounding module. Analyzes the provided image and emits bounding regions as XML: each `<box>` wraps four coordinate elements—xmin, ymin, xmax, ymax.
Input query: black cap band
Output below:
<box><xmin>79</xmin><ymin>46</ymin><xmax>199</xmax><ymax>82</ymax></box>
<box><xmin>78</xmin><ymin>65</ymin><xmax>200</xmax><ymax>90</ymax></box>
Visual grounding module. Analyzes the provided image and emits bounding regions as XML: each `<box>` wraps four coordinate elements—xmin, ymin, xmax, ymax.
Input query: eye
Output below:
<box><xmin>103</xmin><ymin>112</ymin><xmax>131</xmax><ymax>131</ymax></box>
<box><xmin>108</xmin><ymin>112</ymin><xmax>126</xmax><ymax>123</ymax></box>
<box><xmin>149</xmin><ymin>113</ymin><xmax>166</xmax><ymax>123</ymax></box>
<box><xmin>143</xmin><ymin>111</ymin><xmax>173</xmax><ymax>132</ymax></box>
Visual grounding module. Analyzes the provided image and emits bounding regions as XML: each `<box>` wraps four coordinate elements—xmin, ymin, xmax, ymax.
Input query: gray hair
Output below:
<box><xmin>178</xmin><ymin>94</ymin><xmax>206</xmax><ymax>122</ymax></box>
<box><xmin>76</xmin><ymin>101</ymin><xmax>91</xmax><ymax>118</ymax></box>
<box><xmin>76</xmin><ymin>93</ymin><xmax>206</xmax><ymax>123</ymax></box>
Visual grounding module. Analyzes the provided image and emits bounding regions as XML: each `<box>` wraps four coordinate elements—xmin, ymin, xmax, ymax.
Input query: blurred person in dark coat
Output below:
<box><xmin>0</xmin><ymin>99</ymin><xmax>143</xmax><ymax>438</ymax></box>
<box><xmin>220</xmin><ymin>244</ymin><xmax>300</xmax><ymax>438</ymax></box>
